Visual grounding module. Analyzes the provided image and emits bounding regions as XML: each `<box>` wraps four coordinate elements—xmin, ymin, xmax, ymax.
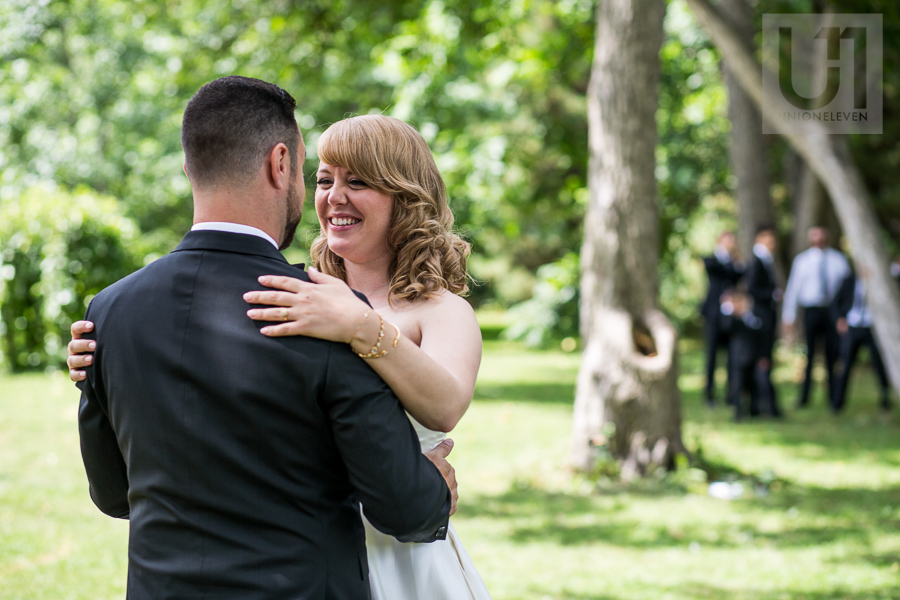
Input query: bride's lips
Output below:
<box><xmin>327</xmin><ymin>214</ymin><xmax>362</xmax><ymax>231</ymax></box>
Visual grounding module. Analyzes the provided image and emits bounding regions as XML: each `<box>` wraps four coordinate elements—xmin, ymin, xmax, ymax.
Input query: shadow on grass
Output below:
<box><xmin>466</xmin><ymin>481</ymin><xmax>900</xmax><ymax>550</ymax></box>
<box><xmin>667</xmin><ymin>582</ymin><xmax>900</xmax><ymax>600</ymax></box>
<box><xmin>536</xmin><ymin>583</ymin><xmax>900</xmax><ymax>600</ymax></box>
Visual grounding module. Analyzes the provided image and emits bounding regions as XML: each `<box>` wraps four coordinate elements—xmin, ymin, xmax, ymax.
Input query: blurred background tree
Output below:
<box><xmin>1</xmin><ymin>0</ymin><xmax>898</xmax><ymax>372</ymax></box>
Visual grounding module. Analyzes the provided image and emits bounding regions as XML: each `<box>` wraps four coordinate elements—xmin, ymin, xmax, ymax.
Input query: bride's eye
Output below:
<box><xmin>349</xmin><ymin>179</ymin><xmax>368</xmax><ymax>188</ymax></box>
<box><xmin>316</xmin><ymin>178</ymin><xmax>332</xmax><ymax>186</ymax></box>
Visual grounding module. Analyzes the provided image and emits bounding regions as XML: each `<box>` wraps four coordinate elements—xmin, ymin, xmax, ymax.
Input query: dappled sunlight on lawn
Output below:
<box><xmin>3</xmin><ymin>340</ymin><xmax>900</xmax><ymax>599</ymax></box>
<box><xmin>451</xmin><ymin>341</ymin><xmax>900</xmax><ymax>599</ymax></box>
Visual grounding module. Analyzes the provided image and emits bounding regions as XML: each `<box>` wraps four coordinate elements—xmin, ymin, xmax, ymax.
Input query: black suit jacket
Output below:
<box><xmin>721</xmin><ymin>312</ymin><xmax>762</xmax><ymax>367</ymax></box>
<box><xmin>832</xmin><ymin>272</ymin><xmax>856</xmax><ymax>320</ymax></box>
<box><xmin>744</xmin><ymin>255</ymin><xmax>779</xmax><ymax>355</ymax></box>
<box><xmin>77</xmin><ymin>231</ymin><xmax>450</xmax><ymax>600</ymax></box>
<box><xmin>701</xmin><ymin>255</ymin><xmax>743</xmax><ymax>317</ymax></box>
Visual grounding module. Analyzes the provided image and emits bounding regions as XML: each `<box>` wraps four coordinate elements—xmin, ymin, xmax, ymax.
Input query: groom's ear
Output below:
<box><xmin>266</xmin><ymin>143</ymin><xmax>290</xmax><ymax>191</ymax></box>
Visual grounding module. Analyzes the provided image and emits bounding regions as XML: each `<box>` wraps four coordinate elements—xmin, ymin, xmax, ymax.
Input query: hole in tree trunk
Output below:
<box><xmin>632</xmin><ymin>321</ymin><xmax>657</xmax><ymax>357</ymax></box>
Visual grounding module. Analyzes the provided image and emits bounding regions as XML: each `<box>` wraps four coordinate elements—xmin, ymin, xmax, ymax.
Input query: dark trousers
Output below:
<box><xmin>832</xmin><ymin>326</ymin><xmax>890</xmax><ymax>411</ymax></box>
<box><xmin>729</xmin><ymin>359</ymin><xmax>758</xmax><ymax>420</ymax></box>
<box><xmin>703</xmin><ymin>313</ymin><xmax>730</xmax><ymax>401</ymax></box>
<box><xmin>753</xmin><ymin>308</ymin><xmax>781</xmax><ymax>417</ymax></box>
<box><xmin>798</xmin><ymin>305</ymin><xmax>839</xmax><ymax>406</ymax></box>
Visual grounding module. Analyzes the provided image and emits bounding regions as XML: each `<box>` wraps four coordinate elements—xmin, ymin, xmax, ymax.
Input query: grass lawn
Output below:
<box><xmin>2</xmin><ymin>339</ymin><xmax>899</xmax><ymax>599</ymax></box>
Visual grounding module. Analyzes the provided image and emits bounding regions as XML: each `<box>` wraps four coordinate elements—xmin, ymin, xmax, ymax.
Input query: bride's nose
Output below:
<box><xmin>326</xmin><ymin>185</ymin><xmax>348</xmax><ymax>207</ymax></box>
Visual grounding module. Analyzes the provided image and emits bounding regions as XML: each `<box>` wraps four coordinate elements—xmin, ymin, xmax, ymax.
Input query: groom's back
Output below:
<box><xmin>79</xmin><ymin>232</ymin><xmax>422</xmax><ymax>599</ymax></box>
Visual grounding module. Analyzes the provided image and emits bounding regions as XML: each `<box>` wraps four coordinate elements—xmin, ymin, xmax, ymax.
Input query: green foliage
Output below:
<box><xmin>0</xmin><ymin>0</ymin><xmax>595</xmax><ymax>314</ymax></box>
<box><xmin>2</xmin><ymin>0</ymin><xmax>898</xmax><ymax>367</ymax></box>
<box><xmin>502</xmin><ymin>252</ymin><xmax>580</xmax><ymax>347</ymax></box>
<box><xmin>657</xmin><ymin>0</ymin><xmax>733</xmax><ymax>328</ymax></box>
<box><xmin>371</xmin><ymin>0</ymin><xmax>595</xmax><ymax>305</ymax></box>
<box><xmin>0</xmin><ymin>185</ymin><xmax>142</xmax><ymax>371</ymax></box>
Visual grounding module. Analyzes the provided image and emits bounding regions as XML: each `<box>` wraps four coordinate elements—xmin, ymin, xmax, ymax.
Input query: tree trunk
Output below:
<box><xmin>686</xmin><ymin>0</ymin><xmax>900</xmax><ymax>397</ymax></box>
<box><xmin>719</xmin><ymin>0</ymin><xmax>774</xmax><ymax>263</ymax></box>
<box><xmin>789</xmin><ymin>8</ymin><xmax>841</xmax><ymax>261</ymax></box>
<box><xmin>571</xmin><ymin>0</ymin><xmax>683</xmax><ymax>478</ymax></box>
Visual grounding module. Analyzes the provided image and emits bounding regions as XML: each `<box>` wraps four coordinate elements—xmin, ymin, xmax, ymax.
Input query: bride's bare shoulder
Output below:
<box><xmin>408</xmin><ymin>292</ymin><xmax>478</xmax><ymax>338</ymax></box>
<box><xmin>417</xmin><ymin>289</ymin><xmax>475</xmax><ymax>316</ymax></box>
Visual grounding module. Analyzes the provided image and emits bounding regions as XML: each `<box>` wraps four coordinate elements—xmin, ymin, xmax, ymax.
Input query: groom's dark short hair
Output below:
<box><xmin>182</xmin><ymin>76</ymin><xmax>300</xmax><ymax>188</ymax></box>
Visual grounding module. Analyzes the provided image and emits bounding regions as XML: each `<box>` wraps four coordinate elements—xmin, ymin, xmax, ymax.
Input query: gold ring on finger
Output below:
<box><xmin>280</xmin><ymin>308</ymin><xmax>289</xmax><ymax>321</ymax></box>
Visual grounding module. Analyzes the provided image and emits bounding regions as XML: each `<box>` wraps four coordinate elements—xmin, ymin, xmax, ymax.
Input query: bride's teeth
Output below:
<box><xmin>331</xmin><ymin>218</ymin><xmax>359</xmax><ymax>226</ymax></box>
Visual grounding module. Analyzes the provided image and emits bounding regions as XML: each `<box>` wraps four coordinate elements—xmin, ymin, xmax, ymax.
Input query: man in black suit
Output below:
<box><xmin>831</xmin><ymin>267</ymin><xmax>891</xmax><ymax>412</ymax></box>
<box><xmin>75</xmin><ymin>77</ymin><xmax>454</xmax><ymax>599</ymax></box>
<box><xmin>719</xmin><ymin>289</ymin><xmax>763</xmax><ymax>421</ymax></box>
<box><xmin>701</xmin><ymin>231</ymin><xmax>743</xmax><ymax>406</ymax></box>
<box><xmin>743</xmin><ymin>224</ymin><xmax>782</xmax><ymax>417</ymax></box>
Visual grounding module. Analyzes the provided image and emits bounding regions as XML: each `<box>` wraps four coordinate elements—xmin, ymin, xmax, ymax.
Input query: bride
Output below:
<box><xmin>69</xmin><ymin>114</ymin><xmax>491</xmax><ymax>600</ymax></box>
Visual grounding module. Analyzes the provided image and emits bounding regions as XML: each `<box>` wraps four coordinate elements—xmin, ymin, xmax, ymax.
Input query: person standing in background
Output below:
<box><xmin>831</xmin><ymin>266</ymin><xmax>892</xmax><ymax>412</ymax></box>
<box><xmin>744</xmin><ymin>224</ymin><xmax>782</xmax><ymax>418</ymax></box>
<box><xmin>781</xmin><ymin>227</ymin><xmax>850</xmax><ymax>408</ymax></box>
<box><xmin>719</xmin><ymin>289</ymin><xmax>763</xmax><ymax>421</ymax></box>
<box><xmin>701</xmin><ymin>231</ymin><xmax>744</xmax><ymax>407</ymax></box>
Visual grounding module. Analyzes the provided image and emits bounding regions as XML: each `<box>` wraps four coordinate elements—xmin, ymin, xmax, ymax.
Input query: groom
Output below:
<box><xmin>75</xmin><ymin>76</ymin><xmax>454</xmax><ymax>599</ymax></box>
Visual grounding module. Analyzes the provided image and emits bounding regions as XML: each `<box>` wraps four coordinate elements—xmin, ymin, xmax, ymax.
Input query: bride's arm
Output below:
<box><xmin>357</xmin><ymin>292</ymin><xmax>481</xmax><ymax>433</ymax></box>
<box><xmin>245</xmin><ymin>270</ymin><xmax>481</xmax><ymax>433</ymax></box>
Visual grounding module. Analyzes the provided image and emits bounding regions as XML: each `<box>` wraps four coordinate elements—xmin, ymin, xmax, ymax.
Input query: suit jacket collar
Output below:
<box><xmin>173</xmin><ymin>230</ymin><xmax>290</xmax><ymax>264</ymax></box>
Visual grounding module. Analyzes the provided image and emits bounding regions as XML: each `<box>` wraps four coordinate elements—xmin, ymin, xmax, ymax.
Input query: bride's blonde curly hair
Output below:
<box><xmin>310</xmin><ymin>115</ymin><xmax>470</xmax><ymax>303</ymax></box>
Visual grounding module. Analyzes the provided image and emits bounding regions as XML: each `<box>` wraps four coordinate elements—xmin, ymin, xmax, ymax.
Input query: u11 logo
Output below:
<box><xmin>762</xmin><ymin>14</ymin><xmax>882</xmax><ymax>134</ymax></box>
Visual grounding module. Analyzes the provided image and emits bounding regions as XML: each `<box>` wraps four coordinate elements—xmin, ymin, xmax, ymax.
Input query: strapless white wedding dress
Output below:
<box><xmin>361</xmin><ymin>417</ymin><xmax>492</xmax><ymax>600</ymax></box>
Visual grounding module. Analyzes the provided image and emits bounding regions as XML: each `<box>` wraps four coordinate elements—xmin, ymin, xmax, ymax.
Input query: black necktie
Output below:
<box><xmin>819</xmin><ymin>252</ymin><xmax>829</xmax><ymax>304</ymax></box>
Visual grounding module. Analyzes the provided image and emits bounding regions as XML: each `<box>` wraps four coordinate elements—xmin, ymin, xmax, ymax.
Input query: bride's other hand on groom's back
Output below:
<box><xmin>424</xmin><ymin>438</ymin><xmax>458</xmax><ymax>517</ymax></box>
<box><xmin>67</xmin><ymin>320</ymin><xmax>94</xmax><ymax>381</ymax></box>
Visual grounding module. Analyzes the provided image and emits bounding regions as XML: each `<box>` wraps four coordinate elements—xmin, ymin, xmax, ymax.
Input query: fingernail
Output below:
<box><xmin>85</xmin><ymin>356</ymin><xmax>93</xmax><ymax>363</ymax></box>
<box><xmin>444</xmin><ymin>438</ymin><xmax>454</xmax><ymax>448</ymax></box>
<box><xmin>243</xmin><ymin>293</ymin><xmax>253</xmax><ymax>300</ymax></box>
<box><xmin>258</xmin><ymin>276</ymin><xmax>268</xmax><ymax>284</ymax></box>
<box><xmin>260</xmin><ymin>327</ymin><xmax>270</xmax><ymax>335</ymax></box>
<box><xmin>247</xmin><ymin>310</ymin><xmax>256</xmax><ymax>317</ymax></box>
<box><xmin>86</xmin><ymin>323</ymin><xmax>94</xmax><ymax>330</ymax></box>
<box><xmin>88</xmin><ymin>341</ymin><xmax>96</xmax><ymax>350</ymax></box>
<box><xmin>309</xmin><ymin>266</ymin><xmax>318</xmax><ymax>272</ymax></box>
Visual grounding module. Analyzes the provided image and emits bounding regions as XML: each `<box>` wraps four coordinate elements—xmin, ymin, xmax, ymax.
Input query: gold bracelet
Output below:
<box><xmin>388</xmin><ymin>322</ymin><xmax>401</xmax><ymax>349</ymax></box>
<box><xmin>347</xmin><ymin>310</ymin><xmax>371</xmax><ymax>344</ymax></box>
<box><xmin>364</xmin><ymin>322</ymin><xmax>401</xmax><ymax>359</ymax></box>
<box><xmin>354</xmin><ymin>313</ymin><xmax>385</xmax><ymax>358</ymax></box>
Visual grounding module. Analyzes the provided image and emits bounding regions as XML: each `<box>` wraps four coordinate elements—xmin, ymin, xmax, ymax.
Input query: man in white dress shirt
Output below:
<box><xmin>782</xmin><ymin>227</ymin><xmax>850</xmax><ymax>408</ymax></box>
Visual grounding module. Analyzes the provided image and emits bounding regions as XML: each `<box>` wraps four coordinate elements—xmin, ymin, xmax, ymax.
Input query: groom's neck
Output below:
<box><xmin>192</xmin><ymin>185</ymin><xmax>283</xmax><ymax>246</ymax></box>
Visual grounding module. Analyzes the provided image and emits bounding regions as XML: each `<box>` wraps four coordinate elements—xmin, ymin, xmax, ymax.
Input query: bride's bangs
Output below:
<box><xmin>317</xmin><ymin>118</ymin><xmax>392</xmax><ymax>193</ymax></box>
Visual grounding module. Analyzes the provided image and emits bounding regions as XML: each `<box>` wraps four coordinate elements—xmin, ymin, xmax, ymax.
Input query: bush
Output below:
<box><xmin>502</xmin><ymin>252</ymin><xmax>580</xmax><ymax>348</ymax></box>
<box><xmin>0</xmin><ymin>185</ymin><xmax>142</xmax><ymax>372</ymax></box>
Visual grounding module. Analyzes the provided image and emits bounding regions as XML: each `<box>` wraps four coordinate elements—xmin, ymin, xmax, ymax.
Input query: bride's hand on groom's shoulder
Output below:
<box><xmin>67</xmin><ymin>320</ymin><xmax>96</xmax><ymax>382</ymax></box>
<box><xmin>243</xmin><ymin>268</ymin><xmax>368</xmax><ymax>343</ymax></box>
<box><xmin>424</xmin><ymin>439</ymin><xmax>458</xmax><ymax>517</ymax></box>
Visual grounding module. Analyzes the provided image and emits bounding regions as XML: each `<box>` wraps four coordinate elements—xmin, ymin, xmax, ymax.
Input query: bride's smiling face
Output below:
<box><xmin>315</xmin><ymin>162</ymin><xmax>394</xmax><ymax>264</ymax></box>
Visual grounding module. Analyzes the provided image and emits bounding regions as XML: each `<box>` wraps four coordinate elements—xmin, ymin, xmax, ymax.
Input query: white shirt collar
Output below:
<box><xmin>753</xmin><ymin>243</ymin><xmax>774</xmax><ymax>265</ymax></box>
<box><xmin>191</xmin><ymin>222</ymin><xmax>279</xmax><ymax>250</ymax></box>
<box><xmin>714</xmin><ymin>245</ymin><xmax>732</xmax><ymax>264</ymax></box>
